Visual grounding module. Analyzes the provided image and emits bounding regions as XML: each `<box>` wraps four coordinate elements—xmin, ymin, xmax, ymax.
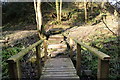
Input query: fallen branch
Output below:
<box><xmin>102</xmin><ymin>19</ymin><xmax>117</xmax><ymax>36</ymax></box>
<box><xmin>0</xmin><ymin>40</ymin><xmax>8</xmax><ymax>43</ymax></box>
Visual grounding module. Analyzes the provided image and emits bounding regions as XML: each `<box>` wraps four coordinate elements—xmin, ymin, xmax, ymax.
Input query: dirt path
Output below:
<box><xmin>2</xmin><ymin>25</ymin><xmax>39</xmax><ymax>48</ymax></box>
<box><xmin>65</xmin><ymin>15</ymin><xmax>118</xmax><ymax>42</ymax></box>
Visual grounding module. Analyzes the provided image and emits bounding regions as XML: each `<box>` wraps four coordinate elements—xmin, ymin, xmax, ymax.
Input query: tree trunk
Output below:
<box><xmin>60</xmin><ymin>0</ymin><xmax>62</xmax><ymax>21</ymax></box>
<box><xmin>84</xmin><ymin>1</ymin><xmax>88</xmax><ymax>22</ymax></box>
<box><xmin>37</xmin><ymin>0</ymin><xmax>42</xmax><ymax>31</ymax></box>
<box><xmin>115</xmin><ymin>7</ymin><xmax>120</xmax><ymax>36</ymax></box>
<box><xmin>117</xmin><ymin>12</ymin><xmax>120</xmax><ymax>59</ymax></box>
<box><xmin>90</xmin><ymin>2</ymin><xmax>93</xmax><ymax>13</ymax></box>
<box><xmin>101</xmin><ymin>2</ymin><xmax>105</xmax><ymax>9</ymax></box>
<box><xmin>118</xmin><ymin>16</ymin><xmax>120</xmax><ymax>36</ymax></box>
<box><xmin>56</xmin><ymin>0</ymin><xmax>60</xmax><ymax>21</ymax></box>
<box><xmin>34</xmin><ymin>0</ymin><xmax>43</xmax><ymax>39</ymax></box>
<box><xmin>34</xmin><ymin>0</ymin><xmax>38</xmax><ymax>29</ymax></box>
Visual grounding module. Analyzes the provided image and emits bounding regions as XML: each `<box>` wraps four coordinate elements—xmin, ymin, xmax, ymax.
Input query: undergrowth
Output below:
<box><xmin>1</xmin><ymin>47</ymin><xmax>22</xmax><ymax>79</ymax></box>
<box><xmin>81</xmin><ymin>36</ymin><xmax>120</xmax><ymax>79</ymax></box>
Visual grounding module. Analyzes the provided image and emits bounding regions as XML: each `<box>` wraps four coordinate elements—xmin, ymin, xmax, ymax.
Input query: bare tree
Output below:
<box><xmin>60</xmin><ymin>0</ymin><xmax>62</xmax><ymax>21</ymax></box>
<box><xmin>56</xmin><ymin>0</ymin><xmax>60</xmax><ymax>21</ymax></box>
<box><xmin>117</xmin><ymin>13</ymin><xmax>120</xmax><ymax>36</ymax></box>
<box><xmin>84</xmin><ymin>0</ymin><xmax>88</xmax><ymax>22</ymax></box>
<box><xmin>101</xmin><ymin>2</ymin><xmax>105</xmax><ymax>9</ymax></box>
<box><xmin>34</xmin><ymin>0</ymin><xmax>43</xmax><ymax>39</ymax></box>
<box><xmin>56</xmin><ymin>0</ymin><xmax>62</xmax><ymax>22</ymax></box>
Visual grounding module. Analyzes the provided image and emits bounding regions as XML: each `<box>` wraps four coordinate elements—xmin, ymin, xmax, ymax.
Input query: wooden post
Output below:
<box><xmin>36</xmin><ymin>44</ymin><xmax>42</xmax><ymax>78</ymax></box>
<box><xmin>76</xmin><ymin>43</ymin><xmax>81</xmax><ymax>76</ymax></box>
<box><xmin>7</xmin><ymin>60</ymin><xmax>21</xmax><ymax>80</ymax></box>
<box><xmin>43</xmin><ymin>40</ymin><xmax>48</xmax><ymax>61</ymax></box>
<box><xmin>97</xmin><ymin>58</ymin><xmax>109</xmax><ymax>80</ymax></box>
<box><xmin>69</xmin><ymin>38</ymin><xmax>74</xmax><ymax>59</ymax></box>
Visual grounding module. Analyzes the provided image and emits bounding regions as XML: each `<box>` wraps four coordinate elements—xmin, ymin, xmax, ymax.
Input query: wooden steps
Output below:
<box><xmin>48</xmin><ymin>34</ymin><xmax>64</xmax><ymax>44</ymax></box>
<box><xmin>40</xmin><ymin>58</ymin><xmax>80</xmax><ymax>80</ymax></box>
<box><xmin>48</xmin><ymin>44</ymin><xmax>67</xmax><ymax>49</ymax></box>
<box><xmin>40</xmin><ymin>34</ymin><xmax>80</xmax><ymax>80</ymax></box>
<box><xmin>47</xmin><ymin>34</ymin><xmax>67</xmax><ymax>57</ymax></box>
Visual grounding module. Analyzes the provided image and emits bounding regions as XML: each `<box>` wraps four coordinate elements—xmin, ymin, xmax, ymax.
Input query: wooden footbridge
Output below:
<box><xmin>7</xmin><ymin>33</ymin><xmax>110</xmax><ymax>80</ymax></box>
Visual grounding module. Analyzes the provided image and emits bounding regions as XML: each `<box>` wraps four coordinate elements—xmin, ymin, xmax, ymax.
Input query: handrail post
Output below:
<box><xmin>97</xmin><ymin>58</ymin><xmax>109</xmax><ymax>80</ymax></box>
<box><xmin>36</xmin><ymin>44</ymin><xmax>42</xmax><ymax>78</ymax></box>
<box><xmin>76</xmin><ymin>43</ymin><xmax>81</xmax><ymax>76</ymax></box>
<box><xmin>7</xmin><ymin>60</ymin><xmax>21</xmax><ymax>80</ymax></box>
<box><xmin>43</xmin><ymin>40</ymin><xmax>48</xmax><ymax>61</ymax></box>
<box><xmin>69</xmin><ymin>38</ymin><xmax>74</xmax><ymax>59</ymax></box>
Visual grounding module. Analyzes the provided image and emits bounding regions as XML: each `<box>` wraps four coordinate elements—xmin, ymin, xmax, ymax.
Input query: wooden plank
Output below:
<box><xmin>43</xmin><ymin>40</ymin><xmax>48</xmax><ymax>61</ymax></box>
<box><xmin>40</xmin><ymin>58</ymin><xmax>80</xmax><ymax>80</ymax></box>
<box><xmin>63</xmin><ymin>33</ymin><xmax>110</xmax><ymax>60</ymax></box>
<box><xmin>43</xmin><ymin>68</ymin><xmax>76</xmax><ymax>72</ymax></box>
<box><xmin>8</xmin><ymin>40</ymin><xmax>44</xmax><ymax>62</ymax></box>
<box><xmin>74</xmin><ymin>39</ymin><xmax>110</xmax><ymax>60</ymax></box>
<box><xmin>97</xmin><ymin>58</ymin><xmax>109</xmax><ymax>80</ymax></box>
<box><xmin>48</xmin><ymin>39</ymin><xmax>65</xmax><ymax>44</ymax></box>
<box><xmin>49</xmin><ymin>35</ymin><xmax>64</xmax><ymax>38</ymax></box>
<box><xmin>7</xmin><ymin>60</ymin><xmax>21</xmax><ymax>80</ymax></box>
<box><xmin>41</xmin><ymin>74</ymin><xmax>78</xmax><ymax>77</ymax></box>
<box><xmin>41</xmin><ymin>76</ymin><xmax>79</xmax><ymax>78</ymax></box>
<box><xmin>41</xmin><ymin>75</ymin><xmax>79</xmax><ymax>79</ymax></box>
<box><xmin>42</xmin><ymin>69</ymin><xmax>76</xmax><ymax>72</ymax></box>
<box><xmin>48</xmin><ymin>48</ymin><xmax>66</xmax><ymax>53</ymax></box>
<box><xmin>40</xmin><ymin>76</ymin><xmax>80</xmax><ymax>80</ymax></box>
<box><xmin>43</xmin><ymin>72</ymin><xmax>76</xmax><ymax>75</ymax></box>
<box><xmin>48</xmin><ymin>49</ymin><xmax>66</xmax><ymax>57</ymax></box>
<box><xmin>44</xmin><ymin>58</ymin><xmax>74</xmax><ymax>68</ymax></box>
<box><xmin>49</xmin><ymin>37</ymin><xmax>64</xmax><ymax>40</ymax></box>
<box><xmin>44</xmin><ymin>65</ymin><xmax>74</xmax><ymax>69</ymax></box>
<box><xmin>42</xmin><ymin>70</ymin><xmax>76</xmax><ymax>73</ymax></box>
<box><xmin>48</xmin><ymin>44</ymin><xmax>67</xmax><ymax>49</ymax></box>
<box><xmin>36</xmin><ymin>44</ymin><xmax>42</xmax><ymax>78</ymax></box>
<box><xmin>76</xmin><ymin>43</ymin><xmax>81</xmax><ymax>76</ymax></box>
<box><xmin>69</xmin><ymin>38</ymin><xmax>74</xmax><ymax>59</ymax></box>
<box><xmin>48</xmin><ymin>37</ymin><xmax>64</xmax><ymax>41</ymax></box>
<box><xmin>43</xmin><ymin>67</ymin><xmax>76</xmax><ymax>70</ymax></box>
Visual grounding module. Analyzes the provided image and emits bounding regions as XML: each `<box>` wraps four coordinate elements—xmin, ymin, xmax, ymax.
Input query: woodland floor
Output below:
<box><xmin>2</xmin><ymin>13</ymin><xmax>119</xmax><ymax>79</ymax></box>
<box><xmin>2</xmin><ymin>13</ymin><xmax>118</xmax><ymax>48</ymax></box>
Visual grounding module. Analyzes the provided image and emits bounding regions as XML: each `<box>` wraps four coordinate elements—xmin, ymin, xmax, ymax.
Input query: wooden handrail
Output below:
<box><xmin>7</xmin><ymin>39</ymin><xmax>46</xmax><ymax>79</ymax></box>
<box><xmin>74</xmin><ymin>39</ymin><xmax>110</xmax><ymax>60</ymax></box>
<box><xmin>8</xmin><ymin>40</ymin><xmax>44</xmax><ymax>62</ymax></box>
<box><xmin>62</xmin><ymin>33</ymin><xmax>110</xmax><ymax>60</ymax></box>
<box><xmin>62</xmin><ymin>33</ymin><xmax>110</xmax><ymax>79</ymax></box>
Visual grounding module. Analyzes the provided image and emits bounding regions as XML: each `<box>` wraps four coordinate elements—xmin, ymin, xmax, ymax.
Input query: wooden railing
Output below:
<box><xmin>7</xmin><ymin>39</ymin><xmax>48</xmax><ymax>80</ymax></box>
<box><xmin>7</xmin><ymin>33</ymin><xmax>111</xmax><ymax>79</ymax></box>
<box><xmin>63</xmin><ymin>33</ymin><xmax>110</xmax><ymax>80</ymax></box>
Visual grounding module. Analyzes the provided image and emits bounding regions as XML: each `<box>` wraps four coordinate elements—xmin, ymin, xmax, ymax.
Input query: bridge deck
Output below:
<box><xmin>40</xmin><ymin>58</ymin><xmax>80</xmax><ymax>80</ymax></box>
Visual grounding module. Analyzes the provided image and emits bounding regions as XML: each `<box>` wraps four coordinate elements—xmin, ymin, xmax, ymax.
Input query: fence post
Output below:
<box><xmin>97</xmin><ymin>58</ymin><xmax>109</xmax><ymax>80</ymax></box>
<box><xmin>76</xmin><ymin>43</ymin><xmax>81</xmax><ymax>76</ymax></box>
<box><xmin>7</xmin><ymin>60</ymin><xmax>21</xmax><ymax>80</ymax></box>
<box><xmin>36</xmin><ymin>44</ymin><xmax>42</xmax><ymax>78</ymax></box>
<box><xmin>43</xmin><ymin>40</ymin><xmax>48</xmax><ymax>61</ymax></box>
<box><xmin>69</xmin><ymin>38</ymin><xmax>74</xmax><ymax>59</ymax></box>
